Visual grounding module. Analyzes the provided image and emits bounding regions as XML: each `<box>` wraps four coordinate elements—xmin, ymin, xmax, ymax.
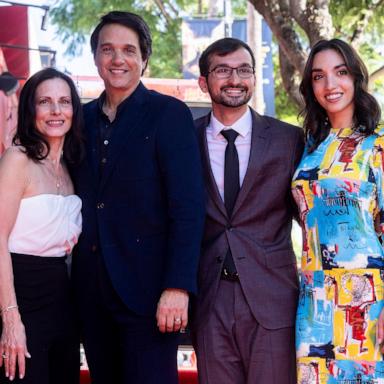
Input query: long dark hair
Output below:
<box><xmin>299</xmin><ymin>39</ymin><xmax>381</xmax><ymax>153</ymax></box>
<box><xmin>13</xmin><ymin>67</ymin><xmax>84</xmax><ymax>164</ymax></box>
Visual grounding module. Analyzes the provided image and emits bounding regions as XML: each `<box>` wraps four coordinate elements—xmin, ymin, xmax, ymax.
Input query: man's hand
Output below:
<box><xmin>156</xmin><ymin>288</ymin><xmax>188</xmax><ymax>333</ymax></box>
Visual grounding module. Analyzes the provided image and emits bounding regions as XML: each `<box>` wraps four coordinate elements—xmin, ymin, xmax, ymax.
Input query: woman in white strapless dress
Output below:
<box><xmin>0</xmin><ymin>68</ymin><xmax>84</xmax><ymax>384</ymax></box>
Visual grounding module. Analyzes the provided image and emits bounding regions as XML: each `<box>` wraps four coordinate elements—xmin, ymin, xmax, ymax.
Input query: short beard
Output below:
<box><xmin>209</xmin><ymin>86</ymin><xmax>252</xmax><ymax>108</ymax></box>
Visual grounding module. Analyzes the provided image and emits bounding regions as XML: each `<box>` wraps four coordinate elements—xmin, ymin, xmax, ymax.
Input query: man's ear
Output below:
<box><xmin>141</xmin><ymin>59</ymin><xmax>149</xmax><ymax>75</ymax></box>
<box><xmin>198</xmin><ymin>76</ymin><xmax>208</xmax><ymax>93</ymax></box>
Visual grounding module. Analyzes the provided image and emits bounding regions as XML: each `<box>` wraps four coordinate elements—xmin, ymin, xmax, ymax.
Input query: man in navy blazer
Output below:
<box><xmin>71</xmin><ymin>11</ymin><xmax>205</xmax><ymax>384</ymax></box>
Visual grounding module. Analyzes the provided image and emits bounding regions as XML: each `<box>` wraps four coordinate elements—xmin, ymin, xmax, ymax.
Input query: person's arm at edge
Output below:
<box><xmin>289</xmin><ymin>125</ymin><xmax>305</xmax><ymax>224</ymax></box>
<box><xmin>0</xmin><ymin>148</ymin><xmax>31</xmax><ymax>380</ymax></box>
<box><xmin>155</xmin><ymin>99</ymin><xmax>205</xmax><ymax>333</ymax></box>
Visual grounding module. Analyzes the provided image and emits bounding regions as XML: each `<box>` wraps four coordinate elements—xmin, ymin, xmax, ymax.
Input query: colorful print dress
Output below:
<box><xmin>292</xmin><ymin>126</ymin><xmax>384</xmax><ymax>384</ymax></box>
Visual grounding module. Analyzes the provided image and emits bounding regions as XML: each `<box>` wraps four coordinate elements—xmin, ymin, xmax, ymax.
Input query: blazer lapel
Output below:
<box><xmin>196</xmin><ymin>114</ymin><xmax>227</xmax><ymax>218</ymax></box>
<box><xmin>98</xmin><ymin>83</ymin><xmax>147</xmax><ymax>194</ymax></box>
<box><xmin>232</xmin><ymin>109</ymin><xmax>270</xmax><ymax>216</ymax></box>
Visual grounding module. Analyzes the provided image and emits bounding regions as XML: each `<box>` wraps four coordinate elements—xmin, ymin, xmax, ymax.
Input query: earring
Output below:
<box><xmin>356</xmin><ymin>124</ymin><xmax>366</xmax><ymax>133</ymax></box>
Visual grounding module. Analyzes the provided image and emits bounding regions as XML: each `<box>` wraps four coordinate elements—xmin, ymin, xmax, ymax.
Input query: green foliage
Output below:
<box><xmin>274</xmin><ymin>60</ymin><xmax>300</xmax><ymax>124</ymax></box>
<box><xmin>150</xmin><ymin>22</ymin><xmax>183</xmax><ymax>78</ymax></box>
<box><xmin>231</xmin><ymin>0</ymin><xmax>247</xmax><ymax>17</ymax></box>
<box><xmin>50</xmin><ymin>0</ymin><xmax>248</xmax><ymax>79</ymax></box>
<box><xmin>330</xmin><ymin>0</ymin><xmax>384</xmax><ymax>43</ymax></box>
<box><xmin>275</xmin><ymin>0</ymin><xmax>384</xmax><ymax>121</ymax></box>
<box><xmin>51</xmin><ymin>0</ymin><xmax>384</xmax><ymax>115</ymax></box>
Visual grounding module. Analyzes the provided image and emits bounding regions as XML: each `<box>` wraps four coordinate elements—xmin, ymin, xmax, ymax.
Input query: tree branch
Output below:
<box><xmin>369</xmin><ymin>64</ymin><xmax>384</xmax><ymax>84</ymax></box>
<box><xmin>290</xmin><ymin>0</ymin><xmax>334</xmax><ymax>45</ymax></box>
<box><xmin>289</xmin><ymin>0</ymin><xmax>307</xmax><ymax>31</ymax></box>
<box><xmin>279</xmin><ymin>46</ymin><xmax>303</xmax><ymax>108</ymax></box>
<box><xmin>350</xmin><ymin>0</ymin><xmax>384</xmax><ymax>46</ymax></box>
<box><xmin>250</xmin><ymin>0</ymin><xmax>307</xmax><ymax>74</ymax></box>
<box><xmin>153</xmin><ymin>0</ymin><xmax>173</xmax><ymax>25</ymax></box>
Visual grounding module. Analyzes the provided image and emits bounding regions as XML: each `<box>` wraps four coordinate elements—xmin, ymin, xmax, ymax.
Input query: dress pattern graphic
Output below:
<box><xmin>292</xmin><ymin>126</ymin><xmax>384</xmax><ymax>384</ymax></box>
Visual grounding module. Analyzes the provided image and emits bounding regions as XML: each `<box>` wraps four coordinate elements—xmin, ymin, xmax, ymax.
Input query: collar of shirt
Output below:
<box><xmin>209</xmin><ymin>108</ymin><xmax>252</xmax><ymax>140</ymax></box>
<box><xmin>96</xmin><ymin>82</ymin><xmax>144</xmax><ymax>121</ymax></box>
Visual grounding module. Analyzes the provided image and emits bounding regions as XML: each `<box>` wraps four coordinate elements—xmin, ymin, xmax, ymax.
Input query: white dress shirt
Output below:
<box><xmin>206</xmin><ymin>108</ymin><xmax>252</xmax><ymax>202</ymax></box>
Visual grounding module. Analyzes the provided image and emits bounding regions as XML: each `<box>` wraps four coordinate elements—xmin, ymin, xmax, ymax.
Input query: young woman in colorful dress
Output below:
<box><xmin>292</xmin><ymin>39</ymin><xmax>384</xmax><ymax>383</ymax></box>
<box><xmin>0</xmin><ymin>68</ymin><xmax>83</xmax><ymax>384</ymax></box>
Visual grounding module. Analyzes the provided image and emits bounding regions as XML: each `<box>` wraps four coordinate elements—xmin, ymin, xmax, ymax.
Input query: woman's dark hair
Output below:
<box><xmin>299</xmin><ymin>38</ymin><xmax>381</xmax><ymax>153</ymax></box>
<box><xmin>90</xmin><ymin>11</ymin><xmax>152</xmax><ymax>74</ymax></box>
<box><xmin>13</xmin><ymin>67</ymin><xmax>84</xmax><ymax>164</ymax></box>
<box><xmin>199</xmin><ymin>37</ymin><xmax>255</xmax><ymax>78</ymax></box>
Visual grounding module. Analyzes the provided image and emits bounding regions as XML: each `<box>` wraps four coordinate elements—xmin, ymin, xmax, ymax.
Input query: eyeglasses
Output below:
<box><xmin>208</xmin><ymin>65</ymin><xmax>255</xmax><ymax>79</ymax></box>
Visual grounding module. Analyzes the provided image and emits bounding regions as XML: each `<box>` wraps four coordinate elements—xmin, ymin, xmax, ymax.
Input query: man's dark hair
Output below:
<box><xmin>90</xmin><ymin>11</ymin><xmax>152</xmax><ymax>72</ymax></box>
<box><xmin>13</xmin><ymin>67</ymin><xmax>84</xmax><ymax>165</ymax></box>
<box><xmin>199</xmin><ymin>37</ymin><xmax>255</xmax><ymax>78</ymax></box>
<box><xmin>300</xmin><ymin>38</ymin><xmax>381</xmax><ymax>153</ymax></box>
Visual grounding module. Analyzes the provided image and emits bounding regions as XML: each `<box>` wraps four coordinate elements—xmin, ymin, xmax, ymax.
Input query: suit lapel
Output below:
<box><xmin>232</xmin><ymin>109</ymin><xmax>270</xmax><ymax>217</ymax></box>
<box><xmin>98</xmin><ymin>83</ymin><xmax>147</xmax><ymax>194</ymax></box>
<box><xmin>196</xmin><ymin>114</ymin><xmax>227</xmax><ymax>218</ymax></box>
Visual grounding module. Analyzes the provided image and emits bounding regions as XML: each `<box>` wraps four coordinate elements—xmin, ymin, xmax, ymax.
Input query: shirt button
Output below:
<box><xmin>104</xmin><ymin>140</ymin><xmax>109</xmax><ymax>145</ymax></box>
<box><xmin>97</xmin><ymin>203</ymin><xmax>104</xmax><ymax>209</ymax></box>
<box><xmin>101</xmin><ymin>158</ymin><xmax>107</xmax><ymax>164</ymax></box>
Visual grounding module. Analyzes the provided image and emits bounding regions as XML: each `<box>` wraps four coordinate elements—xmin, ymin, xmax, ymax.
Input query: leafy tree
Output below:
<box><xmin>249</xmin><ymin>0</ymin><xmax>384</xmax><ymax>110</ymax></box>
<box><xmin>51</xmin><ymin>0</ymin><xmax>384</xmax><ymax>116</ymax></box>
<box><xmin>50</xmin><ymin>0</ymin><xmax>247</xmax><ymax>78</ymax></box>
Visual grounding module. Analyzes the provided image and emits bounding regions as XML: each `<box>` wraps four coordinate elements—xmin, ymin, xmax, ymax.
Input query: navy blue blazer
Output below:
<box><xmin>71</xmin><ymin>82</ymin><xmax>205</xmax><ymax>316</ymax></box>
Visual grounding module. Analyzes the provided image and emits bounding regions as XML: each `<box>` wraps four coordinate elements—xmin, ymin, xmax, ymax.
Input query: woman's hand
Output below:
<box><xmin>377</xmin><ymin>308</ymin><xmax>384</xmax><ymax>354</ymax></box>
<box><xmin>0</xmin><ymin>310</ymin><xmax>31</xmax><ymax>381</ymax></box>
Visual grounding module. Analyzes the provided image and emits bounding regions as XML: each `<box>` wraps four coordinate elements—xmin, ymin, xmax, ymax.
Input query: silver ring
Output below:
<box><xmin>2</xmin><ymin>353</ymin><xmax>8</xmax><ymax>359</ymax></box>
<box><xmin>174</xmin><ymin>318</ymin><xmax>181</xmax><ymax>324</ymax></box>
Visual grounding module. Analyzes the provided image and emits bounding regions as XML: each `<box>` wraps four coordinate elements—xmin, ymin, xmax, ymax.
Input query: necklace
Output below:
<box><xmin>46</xmin><ymin>155</ymin><xmax>63</xmax><ymax>194</ymax></box>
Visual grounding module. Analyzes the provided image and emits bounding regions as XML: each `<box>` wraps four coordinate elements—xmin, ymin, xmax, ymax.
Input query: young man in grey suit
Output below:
<box><xmin>193</xmin><ymin>38</ymin><xmax>304</xmax><ymax>384</ymax></box>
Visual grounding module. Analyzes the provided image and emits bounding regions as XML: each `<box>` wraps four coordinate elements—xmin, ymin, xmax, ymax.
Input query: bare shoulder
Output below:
<box><xmin>0</xmin><ymin>146</ymin><xmax>32</xmax><ymax>182</ymax></box>
<box><xmin>0</xmin><ymin>146</ymin><xmax>29</xmax><ymax>166</ymax></box>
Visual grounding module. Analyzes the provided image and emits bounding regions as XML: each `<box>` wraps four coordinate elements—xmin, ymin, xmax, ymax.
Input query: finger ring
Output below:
<box><xmin>174</xmin><ymin>318</ymin><xmax>181</xmax><ymax>324</ymax></box>
<box><xmin>2</xmin><ymin>353</ymin><xmax>8</xmax><ymax>359</ymax></box>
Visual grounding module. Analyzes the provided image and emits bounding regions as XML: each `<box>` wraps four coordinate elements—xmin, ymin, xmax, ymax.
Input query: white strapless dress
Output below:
<box><xmin>8</xmin><ymin>194</ymin><xmax>82</xmax><ymax>257</ymax></box>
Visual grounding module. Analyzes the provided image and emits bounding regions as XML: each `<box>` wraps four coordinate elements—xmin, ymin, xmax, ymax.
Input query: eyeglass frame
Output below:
<box><xmin>207</xmin><ymin>65</ymin><xmax>255</xmax><ymax>79</ymax></box>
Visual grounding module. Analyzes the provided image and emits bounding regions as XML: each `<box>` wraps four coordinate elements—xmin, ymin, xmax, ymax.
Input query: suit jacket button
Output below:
<box><xmin>216</xmin><ymin>256</ymin><xmax>223</xmax><ymax>263</ymax></box>
<box><xmin>97</xmin><ymin>202</ymin><xmax>105</xmax><ymax>209</ymax></box>
<box><xmin>91</xmin><ymin>245</ymin><xmax>97</xmax><ymax>252</ymax></box>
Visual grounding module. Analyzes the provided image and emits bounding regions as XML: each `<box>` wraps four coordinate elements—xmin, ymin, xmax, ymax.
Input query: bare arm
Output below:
<box><xmin>0</xmin><ymin>148</ymin><xmax>31</xmax><ymax>380</ymax></box>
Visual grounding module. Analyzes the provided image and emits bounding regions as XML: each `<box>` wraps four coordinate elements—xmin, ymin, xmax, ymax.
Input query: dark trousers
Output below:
<box><xmin>194</xmin><ymin>279</ymin><xmax>296</xmax><ymax>384</ymax></box>
<box><xmin>75</xmin><ymin>252</ymin><xmax>180</xmax><ymax>384</ymax></box>
<box><xmin>0</xmin><ymin>253</ymin><xmax>79</xmax><ymax>384</ymax></box>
